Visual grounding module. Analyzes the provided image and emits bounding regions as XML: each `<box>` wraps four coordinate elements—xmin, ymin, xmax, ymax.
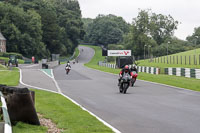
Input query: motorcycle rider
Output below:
<box><xmin>65</xmin><ymin>61</ymin><xmax>71</xmax><ymax>74</ymax></box>
<box><xmin>130</xmin><ymin>64</ymin><xmax>138</xmax><ymax>86</ymax></box>
<box><xmin>118</xmin><ymin>65</ymin><xmax>133</xmax><ymax>86</ymax></box>
<box><xmin>66</xmin><ymin>61</ymin><xmax>71</xmax><ymax>68</ymax></box>
<box><xmin>130</xmin><ymin>64</ymin><xmax>138</xmax><ymax>73</ymax></box>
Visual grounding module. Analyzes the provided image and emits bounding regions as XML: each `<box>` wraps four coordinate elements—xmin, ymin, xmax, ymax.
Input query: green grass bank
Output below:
<box><xmin>0</xmin><ymin>68</ymin><xmax>19</xmax><ymax>86</ymax></box>
<box><xmin>138</xmin><ymin>48</ymin><xmax>200</xmax><ymax>69</ymax></box>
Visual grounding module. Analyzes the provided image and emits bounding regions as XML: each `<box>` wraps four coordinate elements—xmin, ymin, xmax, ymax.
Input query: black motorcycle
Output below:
<box><xmin>119</xmin><ymin>73</ymin><xmax>131</xmax><ymax>94</ymax></box>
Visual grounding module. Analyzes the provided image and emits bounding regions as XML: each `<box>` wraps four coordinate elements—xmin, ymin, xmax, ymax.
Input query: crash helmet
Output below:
<box><xmin>124</xmin><ymin>65</ymin><xmax>129</xmax><ymax>72</ymax></box>
<box><xmin>132</xmin><ymin>64</ymin><xmax>136</xmax><ymax>69</ymax></box>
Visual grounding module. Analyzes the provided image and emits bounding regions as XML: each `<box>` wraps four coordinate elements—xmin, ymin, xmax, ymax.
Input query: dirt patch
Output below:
<box><xmin>37</xmin><ymin>113</ymin><xmax>64</xmax><ymax>133</ymax></box>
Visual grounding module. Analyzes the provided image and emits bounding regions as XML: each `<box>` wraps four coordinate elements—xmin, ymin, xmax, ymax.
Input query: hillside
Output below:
<box><xmin>138</xmin><ymin>48</ymin><xmax>200</xmax><ymax>69</ymax></box>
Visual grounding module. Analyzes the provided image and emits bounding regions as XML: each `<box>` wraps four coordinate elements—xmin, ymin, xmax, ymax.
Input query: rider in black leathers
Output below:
<box><xmin>118</xmin><ymin>65</ymin><xmax>133</xmax><ymax>86</ymax></box>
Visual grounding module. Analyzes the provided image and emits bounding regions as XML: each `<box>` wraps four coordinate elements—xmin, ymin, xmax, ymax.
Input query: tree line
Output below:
<box><xmin>0</xmin><ymin>0</ymin><xmax>84</xmax><ymax>59</ymax></box>
<box><xmin>83</xmin><ymin>9</ymin><xmax>200</xmax><ymax>59</ymax></box>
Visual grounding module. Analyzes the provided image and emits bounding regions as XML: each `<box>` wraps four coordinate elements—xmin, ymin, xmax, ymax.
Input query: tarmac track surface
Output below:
<box><xmin>20</xmin><ymin>46</ymin><xmax>200</xmax><ymax>133</ymax></box>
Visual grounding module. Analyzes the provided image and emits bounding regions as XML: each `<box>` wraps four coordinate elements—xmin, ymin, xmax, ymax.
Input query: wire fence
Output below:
<box><xmin>146</xmin><ymin>54</ymin><xmax>200</xmax><ymax>65</ymax></box>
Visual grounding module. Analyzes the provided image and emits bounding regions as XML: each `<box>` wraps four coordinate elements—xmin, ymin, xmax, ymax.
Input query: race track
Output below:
<box><xmin>20</xmin><ymin>45</ymin><xmax>200</xmax><ymax>133</ymax></box>
<box><xmin>53</xmin><ymin>46</ymin><xmax>200</xmax><ymax>133</ymax></box>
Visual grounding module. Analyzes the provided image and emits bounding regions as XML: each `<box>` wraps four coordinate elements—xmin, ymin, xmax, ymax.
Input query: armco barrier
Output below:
<box><xmin>0</xmin><ymin>91</ymin><xmax>12</xmax><ymax>133</ymax></box>
<box><xmin>164</xmin><ymin>67</ymin><xmax>200</xmax><ymax>79</ymax></box>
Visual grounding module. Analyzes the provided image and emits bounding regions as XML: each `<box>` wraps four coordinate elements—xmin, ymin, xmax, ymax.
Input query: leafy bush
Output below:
<box><xmin>1</xmin><ymin>52</ymin><xmax>23</xmax><ymax>59</ymax></box>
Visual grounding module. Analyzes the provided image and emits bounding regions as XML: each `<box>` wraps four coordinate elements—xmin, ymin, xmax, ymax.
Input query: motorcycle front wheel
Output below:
<box><xmin>123</xmin><ymin>83</ymin><xmax>130</xmax><ymax>94</ymax></box>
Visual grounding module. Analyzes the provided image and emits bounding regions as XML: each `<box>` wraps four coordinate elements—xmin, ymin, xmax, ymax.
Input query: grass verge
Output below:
<box><xmin>29</xmin><ymin>89</ymin><xmax>113</xmax><ymax>133</ymax></box>
<box><xmin>0</xmin><ymin>68</ymin><xmax>19</xmax><ymax>86</ymax></box>
<box><xmin>83</xmin><ymin>45</ymin><xmax>200</xmax><ymax>92</ymax></box>
<box><xmin>12</xmin><ymin>122</ymin><xmax>47</xmax><ymax>133</ymax></box>
<box><xmin>13</xmin><ymin>89</ymin><xmax>113</xmax><ymax>133</ymax></box>
<box><xmin>73</xmin><ymin>47</ymin><xmax>80</xmax><ymax>60</ymax></box>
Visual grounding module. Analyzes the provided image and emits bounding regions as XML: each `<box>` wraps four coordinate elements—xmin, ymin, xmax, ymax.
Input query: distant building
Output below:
<box><xmin>0</xmin><ymin>32</ymin><xmax>6</xmax><ymax>53</ymax></box>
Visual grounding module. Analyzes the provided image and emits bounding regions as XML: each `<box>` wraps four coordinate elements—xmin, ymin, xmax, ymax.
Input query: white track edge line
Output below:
<box><xmin>19</xmin><ymin>68</ymin><xmax>59</xmax><ymax>94</ymax></box>
<box><xmin>51</xmin><ymin>69</ymin><xmax>121</xmax><ymax>133</ymax></box>
<box><xmin>60</xmin><ymin>93</ymin><xmax>121</xmax><ymax>133</ymax></box>
<box><xmin>20</xmin><ymin>68</ymin><xmax>121</xmax><ymax>133</ymax></box>
<box><xmin>40</xmin><ymin>69</ymin><xmax>53</xmax><ymax>79</ymax></box>
<box><xmin>51</xmin><ymin>69</ymin><xmax>62</xmax><ymax>94</ymax></box>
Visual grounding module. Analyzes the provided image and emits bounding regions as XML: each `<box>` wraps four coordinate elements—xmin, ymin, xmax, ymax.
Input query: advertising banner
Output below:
<box><xmin>107</xmin><ymin>50</ymin><xmax>131</xmax><ymax>56</ymax></box>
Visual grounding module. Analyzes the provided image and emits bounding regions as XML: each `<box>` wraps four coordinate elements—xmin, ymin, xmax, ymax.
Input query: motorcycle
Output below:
<box><xmin>119</xmin><ymin>73</ymin><xmax>131</xmax><ymax>94</ymax></box>
<box><xmin>65</xmin><ymin>66</ymin><xmax>71</xmax><ymax>75</ymax></box>
<box><xmin>131</xmin><ymin>71</ymin><xmax>138</xmax><ymax>86</ymax></box>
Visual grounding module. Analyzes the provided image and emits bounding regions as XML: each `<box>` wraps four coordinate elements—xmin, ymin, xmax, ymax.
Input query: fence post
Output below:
<box><xmin>177</xmin><ymin>55</ymin><xmax>178</xmax><ymax>64</ymax></box>
<box><xmin>173</xmin><ymin>56</ymin><xmax>175</xmax><ymax>64</ymax></box>
<box><xmin>189</xmin><ymin>56</ymin><xmax>191</xmax><ymax>65</ymax></box>
<box><xmin>181</xmin><ymin>56</ymin><xmax>182</xmax><ymax>64</ymax></box>
<box><xmin>161</xmin><ymin>57</ymin><xmax>162</xmax><ymax>63</ymax></box>
<box><xmin>170</xmin><ymin>56</ymin><xmax>171</xmax><ymax>64</ymax></box>
<box><xmin>164</xmin><ymin>57</ymin><xmax>165</xmax><ymax>63</ymax></box>
<box><xmin>194</xmin><ymin>55</ymin><xmax>196</xmax><ymax>65</ymax></box>
<box><xmin>185</xmin><ymin>56</ymin><xmax>186</xmax><ymax>65</ymax></box>
<box><xmin>199</xmin><ymin>55</ymin><xmax>200</xmax><ymax>65</ymax></box>
<box><xmin>158</xmin><ymin>57</ymin><xmax>159</xmax><ymax>63</ymax></box>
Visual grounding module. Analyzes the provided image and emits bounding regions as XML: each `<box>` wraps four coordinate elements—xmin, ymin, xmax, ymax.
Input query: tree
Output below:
<box><xmin>150</xmin><ymin>13</ymin><xmax>179</xmax><ymax>45</ymax></box>
<box><xmin>82</xmin><ymin>18</ymin><xmax>93</xmax><ymax>42</ymax></box>
<box><xmin>85</xmin><ymin>14</ymin><xmax>129</xmax><ymax>47</ymax></box>
<box><xmin>1</xmin><ymin>0</ymin><xmax>84</xmax><ymax>58</ymax></box>
<box><xmin>0</xmin><ymin>2</ymin><xmax>46</xmax><ymax>58</ymax></box>
<box><xmin>186</xmin><ymin>27</ymin><xmax>200</xmax><ymax>45</ymax></box>
<box><xmin>123</xmin><ymin>9</ymin><xmax>178</xmax><ymax>57</ymax></box>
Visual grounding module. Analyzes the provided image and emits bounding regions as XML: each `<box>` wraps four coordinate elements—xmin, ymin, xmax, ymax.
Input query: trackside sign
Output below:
<box><xmin>107</xmin><ymin>50</ymin><xmax>131</xmax><ymax>56</ymax></box>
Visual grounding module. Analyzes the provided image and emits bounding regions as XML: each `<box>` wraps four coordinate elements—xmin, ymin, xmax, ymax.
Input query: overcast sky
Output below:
<box><xmin>78</xmin><ymin>0</ymin><xmax>200</xmax><ymax>40</ymax></box>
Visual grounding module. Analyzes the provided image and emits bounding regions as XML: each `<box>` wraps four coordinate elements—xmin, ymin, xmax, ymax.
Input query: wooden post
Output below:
<box><xmin>185</xmin><ymin>56</ymin><xmax>186</xmax><ymax>65</ymax></box>
<box><xmin>164</xmin><ymin>57</ymin><xmax>165</xmax><ymax>63</ymax></box>
<box><xmin>181</xmin><ymin>56</ymin><xmax>182</xmax><ymax>64</ymax></box>
<box><xmin>199</xmin><ymin>55</ymin><xmax>200</xmax><ymax>65</ymax></box>
<box><xmin>189</xmin><ymin>55</ymin><xmax>191</xmax><ymax>65</ymax></box>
